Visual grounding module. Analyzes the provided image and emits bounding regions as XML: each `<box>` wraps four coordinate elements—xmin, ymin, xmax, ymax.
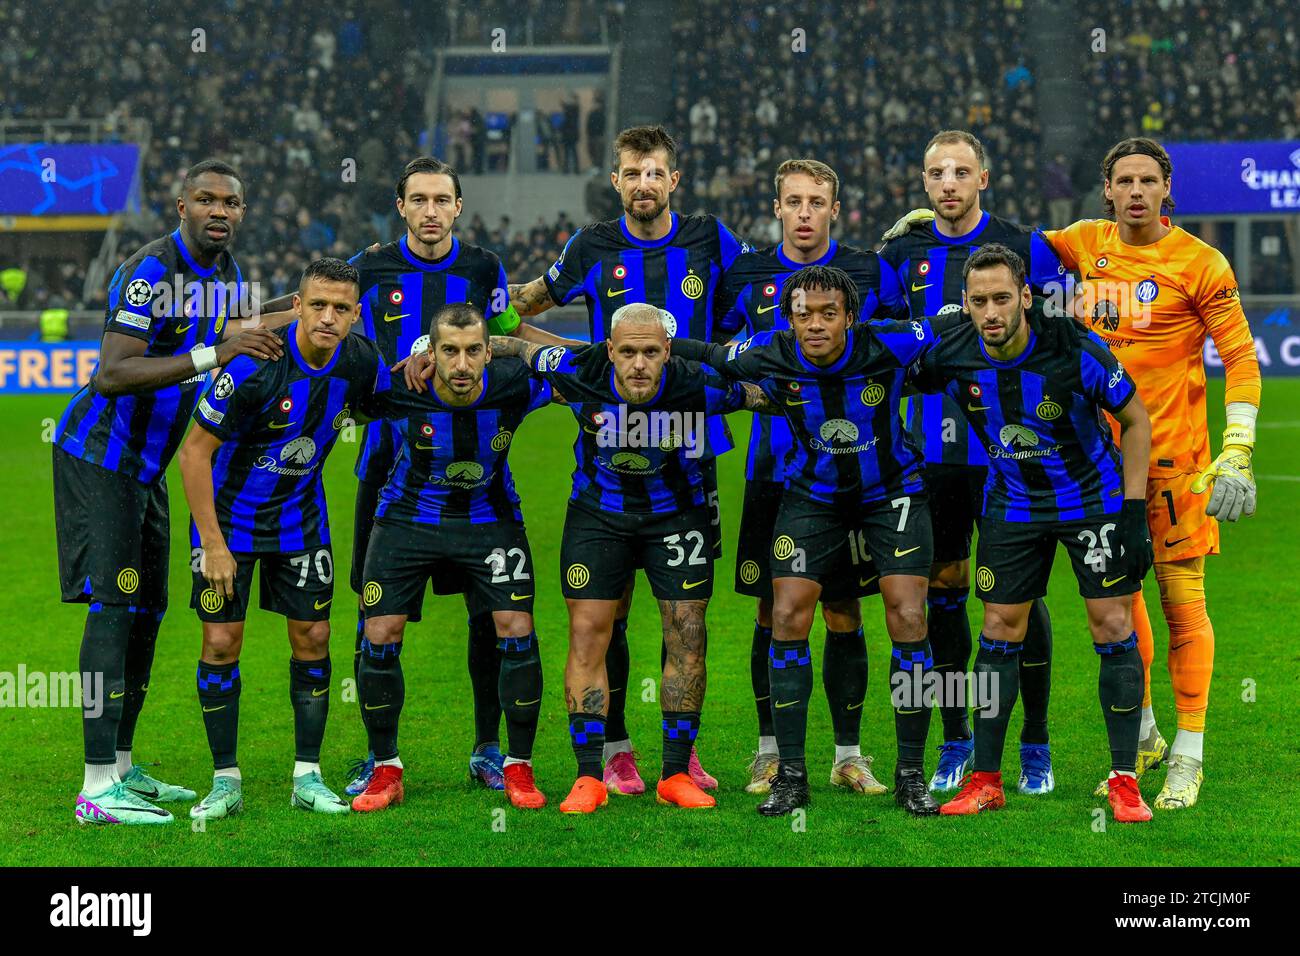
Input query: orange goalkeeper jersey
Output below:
<box><xmin>1044</xmin><ymin>218</ymin><xmax>1261</xmax><ymax>477</ymax></box>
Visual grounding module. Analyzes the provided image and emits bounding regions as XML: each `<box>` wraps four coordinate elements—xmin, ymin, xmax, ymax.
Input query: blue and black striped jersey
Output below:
<box><xmin>911</xmin><ymin>311</ymin><xmax>1135</xmax><ymax>522</ymax></box>
<box><xmin>879</xmin><ymin>212</ymin><xmax>1067</xmax><ymax>468</ymax></box>
<box><xmin>55</xmin><ymin>228</ymin><xmax>245</xmax><ymax>484</ymax></box>
<box><xmin>349</xmin><ymin>236</ymin><xmax>511</xmax><ymax>485</ymax></box>
<box><xmin>677</xmin><ymin>323</ymin><xmax>937</xmax><ymax>506</ymax></box>
<box><xmin>544</xmin><ymin>212</ymin><xmax>749</xmax><ymax>343</ymax></box>
<box><xmin>372</xmin><ymin>358</ymin><xmax>552</xmax><ymax>526</ymax></box>
<box><xmin>715</xmin><ymin>240</ymin><xmax>908</xmax><ymax>483</ymax></box>
<box><xmin>191</xmin><ymin>325</ymin><xmax>388</xmax><ymax>553</ymax></box>
<box><xmin>527</xmin><ymin>344</ymin><xmax>745</xmax><ymax>515</ymax></box>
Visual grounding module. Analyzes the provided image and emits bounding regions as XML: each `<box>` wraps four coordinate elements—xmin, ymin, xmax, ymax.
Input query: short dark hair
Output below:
<box><xmin>923</xmin><ymin>130</ymin><xmax>986</xmax><ymax>170</ymax></box>
<box><xmin>396</xmin><ymin>156</ymin><xmax>462</xmax><ymax>202</ymax></box>
<box><xmin>431</xmin><ymin>302</ymin><xmax>487</xmax><ymax>344</ymax></box>
<box><xmin>780</xmin><ymin>265</ymin><xmax>860</xmax><ymax>320</ymax></box>
<box><xmin>183</xmin><ymin>159</ymin><xmax>243</xmax><ymax>195</ymax></box>
<box><xmin>612</xmin><ymin>125</ymin><xmax>678</xmax><ymax>172</ymax></box>
<box><xmin>963</xmin><ymin>243</ymin><xmax>1026</xmax><ymax>288</ymax></box>
<box><xmin>300</xmin><ymin>257</ymin><xmax>360</xmax><ymax>292</ymax></box>
<box><xmin>1101</xmin><ymin>137</ymin><xmax>1175</xmax><ymax>215</ymax></box>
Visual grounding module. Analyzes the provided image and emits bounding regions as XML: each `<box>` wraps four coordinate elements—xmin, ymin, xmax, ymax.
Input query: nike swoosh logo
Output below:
<box><xmin>755</xmin><ymin>304</ymin><xmax>778</xmax><ymax>315</ymax></box>
<box><xmin>911</xmin><ymin>282</ymin><xmax>932</xmax><ymax>292</ymax></box>
<box><xmin>383</xmin><ymin>312</ymin><xmax>409</xmax><ymax>322</ymax></box>
<box><xmin>1022</xmin><ymin>660</ymin><xmax>1048</xmax><ymax>667</ymax></box>
<box><xmin>510</xmin><ymin>592</ymin><xmax>531</xmax><ymax>601</ymax></box>
<box><xmin>126</xmin><ymin>784</ymin><xmax>159</xmax><ymax>799</ymax></box>
<box><xmin>967</xmin><ymin>404</ymin><xmax>990</xmax><ymax>412</ymax></box>
<box><xmin>1109</xmin><ymin>704</ymin><xmax>1138</xmax><ymax>713</ymax></box>
<box><xmin>786</xmin><ymin>399</ymin><xmax>810</xmax><ymax>406</ymax></box>
<box><xmin>894</xmin><ymin>546</ymin><xmax>920</xmax><ymax>557</ymax></box>
<box><xmin>846</xmin><ymin>701</ymin><xmax>863</xmax><ymax>711</ymax></box>
<box><xmin>1164</xmin><ymin>536</ymin><xmax>1190</xmax><ymax>547</ymax></box>
<box><xmin>605</xmin><ymin>288</ymin><xmax>630</xmax><ymax>298</ymax></box>
<box><xmin>755</xmin><ymin>695</ymin><xmax>770</xmax><ymax>702</ymax></box>
<box><xmin>1086</xmin><ymin>272</ymin><xmax>1103</xmax><ymax>280</ymax></box>
<box><xmin>976</xmin><ymin>796</ymin><xmax>995</xmax><ymax>810</ymax></box>
<box><xmin>364</xmin><ymin>703</ymin><xmax>390</xmax><ymax>711</ymax></box>
<box><xmin>202</xmin><ymin>705</ymin><xmax>226</xmax><ymax>713</ymax></box>
<box><xmin>1102</xmin><ymin>575</ymin><xmax>1127</xmax><ymax>587</ymax></box>
<box><xmin>514</xmin><ymin>698</ymin><xmax>541</xmax><ymax>706</ymax></box>
<box><xmin>109</xmin><ymin>691</ymin><xmax>124</xmax><ymax>700</ymax></box>
<box><xmin>1170</xmin><ymin>640</ymin><xmax>1193</xmax><ymax>651</ymax></box>
<box><xmin>896</xmin><ymin>708</ymin><xmax>921</xmax><ymax>715</ymax></box>
<box><xmin>773</xmin><ymin>699</ymin><xmax>799</xmax><ymax>709</ymax></box>
<box><xmin>415</xmin><ymin>443</ymin><xmax>442</xmax><ymax>450</ymax></box>
<box><xmin>176</xmin><ymin>323</ymin><xmax>194</xmax><ymax>333</ymax></box>
<box><xmin>311</xmin><ymin>687</ymin><xmax>329</xmax><ymax>697</ymax></box>
<box><xmin>682</xmin><ymin>579</ymin><xmax>707</xmax><ymax>590</ymax></box>
<box><xmin>859</xmin><ymin>575</ymin><xmax>879</xmax><ymax>586</ymax></box>
<box><xmin>269</xmin><ymin>421</ymin><xmax>297</xmax><ymax>429</ymax></box>
<box><xmin>102</xmin><ymin>803</ymin><xmax>168</xmax><ymax>816</ymax></box>
<box><xmin>314</xmin><ymin>598</ymin><xmax>332</xmax><ymax>610</ymax></box>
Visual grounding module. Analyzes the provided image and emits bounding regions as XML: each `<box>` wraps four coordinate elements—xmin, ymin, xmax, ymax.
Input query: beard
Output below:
<box><xmin>934</xmin><ymin>194</ymin><xmax>975</xmax><ymax>226</ymax></box>
<box><xmin>980</xmin><ymin>303</ymin><xmax>1023</xmax><ymax>347</ymax></box>
<box><xmin>624</xmin><ymin>193</ymin><xmax>668</xmax><ymax>223</ymax></box>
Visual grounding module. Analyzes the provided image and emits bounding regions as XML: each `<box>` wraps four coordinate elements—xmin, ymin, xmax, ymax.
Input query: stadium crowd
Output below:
<box><xmin>2</xmin><ymin>0</ymin><xmax>1296</xmax><ymax>314</ymax></box>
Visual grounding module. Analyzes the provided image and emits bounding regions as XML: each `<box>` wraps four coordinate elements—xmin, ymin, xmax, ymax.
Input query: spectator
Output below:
<box><xmin>561</xmin><ymin>95</ymin><xmax>580</xmax><ymax>174</ymax></box>
<box><xmin>1042</xmin><ymin>153</ymin><xmax>1074</xmax><ymax>229</ymax></box>
<box><xmin>586</xmin><ymin>92</ymin><xmax>607</xmax><ymax>168</ymax></box>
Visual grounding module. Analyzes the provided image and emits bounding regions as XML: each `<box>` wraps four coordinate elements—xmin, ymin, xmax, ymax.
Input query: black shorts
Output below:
<box><xmin>190</xmin><ymin>546</ymin><xmax>335</xmax><ymax>623</ymax></box>
<box><xmin>975</xmin><ymin>513</ymin><xmax>1143</xmax><ymax>605</ymax></box>
<box><xmin>736</xmin><ymin>480</ymin><xmax>876</xmax><ymax>601</ymax></box>
<box><xmin>561</xmin><ymin>501</ymin><xmax>714</xmax><ymax>601</ymax></box>
<box><xmin>701</xmin><ymin>456</ymin><xmax>723</xmax><ymax>559</ymax></box>
<box><xmin>53</xmin><ymin>447</ymin><xmax>169</xmax><ymax>608</ymax></box>
<box><xmin>361</xmin><ymin>518</ymin><xmax>535</xmax><ymax>623</ymax></box>
<box><xmin>928</xmin><ymin>464</ymin><xmax>987</xmax><ymax>564</ymax></box>
<box><xmin>771</xmin><ymin>493</ymin><xmax>931</xmax><ymax>590</ymax></box>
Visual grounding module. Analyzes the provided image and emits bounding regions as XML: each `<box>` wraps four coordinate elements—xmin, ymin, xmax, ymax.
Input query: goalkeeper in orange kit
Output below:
<box><xmin>1044</xmin><ymin>137</ymin><xmax>1261</xmax><ymax>810</ymax></box>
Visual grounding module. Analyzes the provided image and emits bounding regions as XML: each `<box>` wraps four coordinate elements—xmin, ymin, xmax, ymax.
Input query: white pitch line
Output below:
<box><xmin>1259</xmin><ymin>475</ymin><xmax>1300</xmax><ymax>482</ymax></box>
<box><xmin>1257</xmin><ymin>421</ymin><xmax>1300</xmax><ymax>429</ymax></box>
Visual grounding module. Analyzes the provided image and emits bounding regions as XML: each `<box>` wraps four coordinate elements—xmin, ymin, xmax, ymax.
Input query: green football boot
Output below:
<box><xmin>292</xmin><ymin>771</ymin><xmax>351</xmax><ymax>814</ymax></box>
<box><xmin>190</xmin><ymin>775</ymin><xmax>244</xmax><ymax>820</ymax></box>
<box><xmin>121</xmin><ymin>764</ymin><xmax>197</xmax><ymax>803</ymax></box>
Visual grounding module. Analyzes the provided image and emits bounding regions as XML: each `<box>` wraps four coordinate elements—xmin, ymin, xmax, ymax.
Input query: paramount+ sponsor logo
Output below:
<box><xmin>988</xmin><ymin>423</ymin><xmax>1061</xmax><ymax>461</ymax></box>
<box><xmin>809</xmin><ymin>418</ymin><xmax>879</xmax><ymax>455</ymax></box>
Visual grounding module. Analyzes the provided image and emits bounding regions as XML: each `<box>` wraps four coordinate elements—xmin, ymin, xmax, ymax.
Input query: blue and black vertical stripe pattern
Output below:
<box><xmin>711</xmin><ymin>324</ymin><xmax>935</xmax><ymax>506</ymax></box>
<box><xmin>55</xmin><ymin>228</ymin><xmax>244</xmax><ymax>484</ymax></box>
<box><xmin>879</xmin><ymin>211</ymin><xmax>1068</xmax><ymax>468</ymax></box>
<box><xmin>372</xmin><ymin>358</ymin><xmax>552</xmax><ymax>525</ymax></box>
<box><xmin>190</xmin><ymin>325</ymin><xmax>388</xmax><ymax>553</ymax></box>
<box><xmin>530</xmin><ymin>344</ymin><xmax>745</xmax><ymax>516</ymax></box>
<box><xmin>715</xmin><ymin>240</ymin><xmax>908</xmax><ymax>483</ymax></box>
<box><xmin>543</xmin><ymin>213</ymin><xmax>748</xmax><ymax>344</ymax></box>
<box><xmin>349</xmin><ymin>237</ymin><xmax>512</xmax><ymax>486</ymax></box>
<box><xmin>909</xmin><ymin>311</ymin><xmax>1133</xmax><ymax>522</ymax></box>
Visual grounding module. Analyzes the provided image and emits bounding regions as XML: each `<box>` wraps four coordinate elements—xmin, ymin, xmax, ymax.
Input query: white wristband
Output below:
<box><xmin>192</xmin><ymin>346</ymin><xmax>219</xmax><ymax>373</ymax></box>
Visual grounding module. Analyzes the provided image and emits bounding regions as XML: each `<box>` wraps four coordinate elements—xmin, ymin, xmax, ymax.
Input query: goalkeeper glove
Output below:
<box><xmin>880</xmin><ymin>207</ymin><xmax>936</xmax><ymax>242</ymax></box>
<box><xmin>1191</xmin><ymin>410</ymin><xmax>1257</xmax><ymax>522</ymax></box>
<box><xmin>1116</xmin><ymin>498</ymin><xmax>1154</xmax><ymax>584</ymax></box>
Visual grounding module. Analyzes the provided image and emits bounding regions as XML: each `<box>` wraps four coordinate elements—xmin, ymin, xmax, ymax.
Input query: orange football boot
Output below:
<box><xmin>504</xmin><ymin>763</ymin><xmax>546</xmax><ymax>809</ymax></box>
<box><xmin>351</xmin><ymin>764</ymin><xmax>404</xmax><ymax>812</ymax></box>
<box><xmin>656</xmin><ymin>772</ymin><xmax>717</xmax><ymax>809</ymax></box>
<box><xmin>939</xmin><ymin>770</ymin><xmax>1007</xmax><ymax>815</ymax></box>
<box><xmin>1107</xmin><ymin>773</ymin><xmax>1153</xmax><ymax>823</ymax></box>
<box><xmin>559</xmin><ymin>775</ymin><xmax>609</xmax><ymax>814</ymax></box>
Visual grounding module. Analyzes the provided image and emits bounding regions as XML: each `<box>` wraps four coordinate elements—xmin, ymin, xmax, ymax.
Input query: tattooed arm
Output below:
<box><xmin>489</xmin><ymin>334</ymin><xmax>546</xmax><ymax>366</ymax></box>
<box><xmin>508</xmin><ymin>277</ymin><xmax>559</xmax><ymax>317</ymax></box>
<box><xmin>741</xmin><ymin>382</ymin><xmax>779</xmax><ymax>415</ymax></box>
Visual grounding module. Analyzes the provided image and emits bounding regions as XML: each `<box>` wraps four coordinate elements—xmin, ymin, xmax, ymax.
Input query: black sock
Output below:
<box><xmin>926</xmin><ymin>588</ymin><xmax>972</xmax><ymax>741</ymax></box>
<box><xmin>498</xmin><ymin>633</ymin><xmax>543</xmax><ymax>760</ymax></box>
<box><xmin>197</xmin><ymin>660</ymin><xmax>241</xmax><ymax>770</ymax></box>
<box><xmin>116</xmin><ymin>607</ymin><xmax>161</xmax><ymax>753</ymax></box>
<box><xmin>768</xmin><ymin>639</ymin><xmax>813</xmax><ymax>769</ymax></box>
<box><xmin>289</xmin><ymin>657</ymin><xmax>331</xmax><ymax>763</ymax></box>
<box><xmin>890</xmin><ymin>639</ymin><xmax>935</xmax><ymax>772</ymax></box>
<box><xmin>662</xmin><ymin>711</ymin><xmax>700</xmax><ymax>778</ymax></box>
<box><xmin>604</xmin><ymin>618</ymin><xmax>630</xmax><ymax>742</ymax></box>
<box><xmin>353</xmin><ymin>607</ymin><xmax>366</xmax><ymax>726</ymax></box>
<box><xmin>1096</xmin><ymin>633</ymin><xmax>1142</xmax><ymax>773</ymax></box>
<box><xmin>971</xmin><ymin>637</ymin><xmax>1022</xmax><ymax>773</ymax></box>
<box><xmin>467</xmin><ymin>612</ymin><xmax>502</xmax><ymax>749</ymax></box>
<box><xmin>750</xmin><ymin>622</ymin><xmax>774</xmax><ymax>737</ymax></box>
<box><xmin>823</xmin><ymin>627</ymin><xmax>867</xmax><ymax>747</ymax></box>
<box><xmin>1019</xmin><ymin>598</ymin><xmax>1053</xmax><ymax>745</ymax></box>
<box><xmin>358</xmin><ymin>638</ymin><xmax>404</xmax><ymax>761</ymax></box>
<box><xmin>79</xmin><ymin>603</ymin><xmax>133</xmax><ymax>765</ymax></box>
<box><xmin>569</xmin><ymin>713</ymin><xmax>606</xmax><ymax>779</ymax></box>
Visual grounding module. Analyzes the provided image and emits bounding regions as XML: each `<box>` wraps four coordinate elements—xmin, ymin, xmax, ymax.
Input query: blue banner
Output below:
<box><xmin>1164</xmin><ymin>141</ymin><xmax>1300</xmax><ymax>215</ymax></box>
<box><xmin>0</xmin><ymin>144</ymin><xmax>140</xmax><ymax>215</ymax></box>
<box><xmin>0</xmin><ymin>342</ymin><xmax>99</xmax><ymax>393</ymax></box>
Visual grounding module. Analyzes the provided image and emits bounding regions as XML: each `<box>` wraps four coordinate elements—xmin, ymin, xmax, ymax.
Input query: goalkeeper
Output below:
<box><xmin>1040</xmin><ymin>137</ymin><xmax>1262</xmax><ymax>812</ymax></box>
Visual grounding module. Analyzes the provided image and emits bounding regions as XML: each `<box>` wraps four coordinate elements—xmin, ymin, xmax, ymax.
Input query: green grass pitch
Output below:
<box><xmin>1</xmin><ymin>379</ymin><xmax>1296</xmax><ymax>866</ymax></box>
